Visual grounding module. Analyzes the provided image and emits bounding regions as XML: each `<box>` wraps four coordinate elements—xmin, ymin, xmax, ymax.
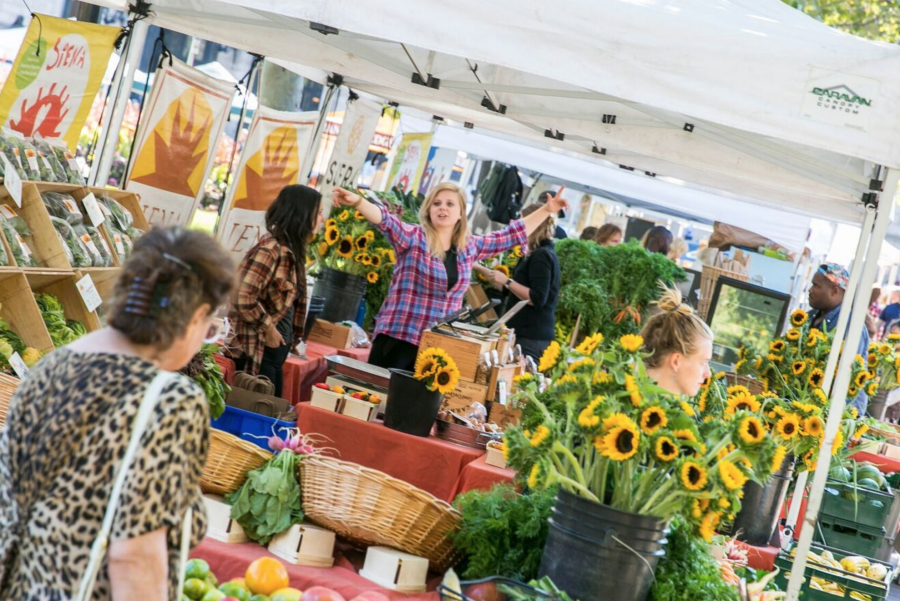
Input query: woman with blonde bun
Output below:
<box><xmin>641</xmin><ymin>284</ymin><xmax>713</xmax><ymax>397</ymax></box>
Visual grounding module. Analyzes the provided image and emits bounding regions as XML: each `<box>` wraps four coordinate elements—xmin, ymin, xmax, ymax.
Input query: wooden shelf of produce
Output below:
<box><xmin>76</xmin><ymin>267</ymin><xmax>120</xmax><ymax>306</ymax></box>
<box><xmin>26</xmin><ymin>270</ymin><xmax>102</xmax><ymax>333</ymax></box>
<box><xmin>0</xmin><ymin>184</ymin><xmax>72</xmax><ymax>270</ymax></box>
<box><xmin>0</xmin><ymin>271</ymin><xmax>53</xmax><ymax>352</ymax></box>
<box><xmin>85</xmin><ymin>186</ymin><xmax>149</xmax><ymax>232</ymax></box>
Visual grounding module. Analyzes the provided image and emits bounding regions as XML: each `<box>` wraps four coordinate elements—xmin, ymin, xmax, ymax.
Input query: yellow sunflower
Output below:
<box><xmin>775</xmin><ymin>414</ymin><xmax>801</xmax><ymax>440</ymax></box>
<box><xmin>386</xmin><ymin>249</ymin><xmax>396</xmax><ymax>264</ymax></box>
<box><xmin>770</xmin><ymin>340</ymin><xmax>786</xmax><ymax>353</ymax></box>
<box><xmin>699</xmin><ymin>511</ymin><xmax>722</xmax><ymax>543</ymax></box>
<box><xmin>889</xmin><ymin>334</ymin><xmax>900</xmax><ymax>342</ymax></box>
<box><xmin>812</xmin><ymin>388</ymin><xmax>828</xmax><ymax>405</ymax></box>
<box><xmin>640</xmin><ymin>407</ymin><xmax>668</xmax><ymax>435</ymax></box>
<box><xmin>414</xmin><ymin>353</ymin><xmax>438</xmax><ymax>379</ymax></box>
<box><xmin>528</xmin><ymin>463</ymin><xmax>542</xmax><ymax>488</ymax></box>
<box><xmin>792</xmin><ymin>401</ymin><xmax>818</xmax><ymax>414</ymax></box>
<box><xmin>577</xmin><ymin>396</ymin><xmax>603</xmax><ymax>428</ymax></box>
<box><xmin>317</xmin><ymin>241</ymin><xmax>329</xmax><ymax>256</ymax></box>
<box><xmin>680</xmin><ymin>461</ymin><xmax>709</xmax><ymax>491</ymax></box>
<box><xmin>896</xmin><ymin>356</ymin><xmax>900</xmax><ymax>370</ymax></box>
<box><xmin>856</xmin><ymin>423</ymin><xmax>870</xmax><ymax>439</ymax></box>
<box><xmin>496</xmin><ymin>265</ymin><xmax>510</xmax><ymax>278</ymax></box>
<box><xmin>880</xmin><ymin>343</ymin><xmax>893</xmax><ymax>356</ymax></box>
<box><xmin>767</xmin><ymin>353</ymin><xmax>783</xmax><ymax>363</ymax></box>
<box><xmin>727</xmin><ymin>385</ymin><xmax>750</xmax><ymax>396</ymax></box>
<box><xmin>600</xmin><ymin>424</ymin><xmax>640</xmax><ymax>461</ymax></box>
<box><xmin>325</xmin><ymin>218</ymin><xmax>337</xmax><ymax>229</ymax></box>
<box><xmin>867</xmin><ymin>381</ymin><xmax>879</xmax><ymax>396</ymax></box>
<box><xmin>325</xmin><ymin>225</ymin><xmax>340</xmax><ymax>245</ymax></box>
<box><xmin>681</xmin><ymin>402</ymin><xmax>696</xmax><ymax>417</ymax></box>
<box><xmin>355</xmin><ymin>235</ymin><xmax>369</xmax><ymax>251</ymax></box>
<box><xmin>568</xmin><ymin>357</ymin><xmax>596</xmax><ymax>372</ymax></box>
<box><xmin>803</xmin><ymin>415</ymin><xmax>824</xmax><ymax>438</ymax></box>
<box><xmin>786</xmin><ymin>328</ymin><xmax>801</xmax><ymax>342</ymax></box>
<box><xmin>654</xmin><ymin>436</ymin><xmax>678</xmax><ymax>462</ymax></box>
<box><xmin>673</xmin><ymin>429</ymin><xmax>698</xmax><ymax>444</ymax></box>
<box><xmin>367</xmin><ymin>271</ymin><xmax>379</xmax><ymax>284</ymax></box>
<box><xmin>619</xmin><ymin>334</ymin><xmax>644</xmax><ymax>353</ymax></box>
<box><xmin>553</xmin><ymin>374</ymin><xmax>578</xmax><ymax>388</ymax></box>
<box><xmin>538</xmin><ymin>341</ymin><xmax>562</xmax><ymax>372</ymax></box>
<box><xmin>602</xmin><ymin>412</ymin><xmax>636</xmax><ymax>432</ymax></box>
<box><xmin>338</xmin><ymin>209</ymin><xmax>350</xmax><ymax>222</ymax></box>
<box><xmin>529</xmin><ymin>425</ymin><xmax>551</xmax><ymax>448</ymax></box>
<box><xmin>735</xmin><ymin>359</ymin><xmax>747</xmax><ymax>372</ymax></box>
<box><xmin>575</xmin><ymin>333</ymin><xmax>604</xmax><ymax>355</ymax></box>
<box><xmin>369</xmin><ymin>254</ymin><xmax>382</xmax><ymax>268</ymax></box>
<box><xmin>848</xmin><ymin>385</ymin><xmax>859</xmax><ymax>397</ymax></box>
<box><xmin>738</xmin><ymin>416</ymin><xmax>765</xmax><ymax>444</ymax></box>
<box><xmin>808</xmin><ymin>369</ymin><xmax>825</xmax><ymax>388</ymax></box>
<box><xmin>791</xmin><ymin>309</ymin><xmax>808</xmax><ymax>326</ymax></box>
<box><xmin>593</xmin><ymin>370</ymin><xmax>612</xmax><ymax>385</ymax></box>
<box><xmin>719</xmin><ymin>460</ymin><xmax>749</xmax><ymax>490</ymax></box>
<box><xmin>792</xmin><ymin>361</ymin><xmax>806</xmax><ymax>376</ymax></box>
<box><xmin>337</xmin><ymin>236</ymin><xmax>354</xmax><ymax>258</ymax></box>
<box><xmin>624</xmin><ymin>373</ymin><xmax>642</xmax><ymax>407</ymax></box>
<box><xmin>833</xmin><ymin>429</ymin><xmax>845</xmax><ymax>456</ymax></box>
<box><xmin>869</xmin><ymin>354</ymin><xmax>878</xmax><ymax>368</ymax></box>
<box><xmin>698</xmin><ymin>389</ymin><xmax>709</xmax><ymax>413</ymax></box>
<box><xmin>512</xmin><ymin>245</ymin><xmax>523</xmax><ymax>258</ymax></box>
<box><xmin>725</xmin><ymin>392</ymin><xmax>761</xmax><ymax>416</ymax></box>
<box><xmin>771</xmin><ymin>445</ymin><xmax>788</xmax><ymax>473</ymax></box>
<box><xmin>854</xmin><ymin>371</ymin><xmax>869</xmax><ymax>387</ymax></box>
<box><xmin>355</xmin><ymin>210</ymin><xmax>365</xmax><ymax>221</ymax></box>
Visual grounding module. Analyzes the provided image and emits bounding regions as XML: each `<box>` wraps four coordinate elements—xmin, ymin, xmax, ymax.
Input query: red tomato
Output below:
<box><xmin>314</xmin><ymin>383</ymin><xmax>330</xmax><ymax>390</ymax></box>
<box><xmin>301</xmin><ymin>587</ymin><xmax>347</xmax><ymax>601</ymax></box>
<box><xmin>464</xmin><ymin>583</ymin><xmax>502</xmax><ymax>601</ymax></box>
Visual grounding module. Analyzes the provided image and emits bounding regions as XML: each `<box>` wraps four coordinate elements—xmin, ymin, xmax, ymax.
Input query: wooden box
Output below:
<box><xmin>268</xmin><ymin>523</ymin><xmax>335</xmax><ymax>567</ymax></box>
<box><xmin>485</xmin><ymin>444</ymin><xmax>508</xmax><ymax>469</ymax></box>
<box><xmin>325</xmin><ymin>375</ymin><xmax>387</xmax><ymax>415</ymax></box>
<box><xmin>418</xmin><ymin>329</ymin><xmax>497</xmax><ymax>382</ymax></box>
<box><xmin>359</xmin><ymin>546</ymin><xmax>429</xmax><ymax>593</ymax></box>
<box><xmin>307</xmin><ymin>319</ymin><xmax>354</xmax><ymax>349</ymax></box>
<box><xmin>441</xmin><ymin>380</ymin><xmax>489</xmax><ymax>414</ymax></box>
<box><xmin>310</xmin><ymin>387</ymin><xmax>345</xmax><ymax>413</ymax></box>
<box><xmin>202</xmin><ymin>495</ymin><xmax>249</xmax><ymax>543</ymax></box>
<box><xmin>27</xmin><ymin>272</ymin><xmax>102</xmax><ymax>334</ymax></box>
<box><xmin>340</xmin><ymin>395</ymin><xmax>379</xmax><ymax>422</ymax></box>
<box><xmin>0</xmin><ymin>272</ymin><xmax>53</xmax><ymax>352</ymax></box>
<box><xmin>880</xmin><ymin>441</ymin><xmax>900</xmax><ymax>461</ymax></box>
<box><xmin>84</xmin><ymin>186</ymin><xmax>150</xmax><ymax>232</ymax></box>
<box><xmin>0</xmin><ymin>183</ymin><xmax>71</xmax><ymax>269</ymax></box>
<box><xmin>489</xmin><ymin>403</ymin><xmax>522</xmax><ymax>429</ymax></box>
<box><xmin>487</xmin><ymin>364</ymin><xmax>523</xmax><ymax>402</ymax></box>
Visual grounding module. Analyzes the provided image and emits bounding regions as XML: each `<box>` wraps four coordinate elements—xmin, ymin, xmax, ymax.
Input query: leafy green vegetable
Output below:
<box><xmin>84</xmin><ymin>226</ymin><xmax>114</xmax><ymax>267</ymax></box>
<box><xmin>98</xmin><ymin>195</ymin><xmax>134</xmax><ymax>231</ymax></box>
<box><xmin>451</xmin><ymin>484</ymin><xmax>556</xmax><ymax>581</ymax></box>
<box><xmin>49</xmin><ymin>140</ymin><xmax>84</xmax><ymax>185</ymax></box>
<box><xmin>31</xmin><ymin>138</ymin><xmax>67</xmax><ymax>182</ymax></box>
<box><xmin>227</xmin><ymin>450</ymin><xmax>304</xmax><ymax>544</ymax></box>
<box><xmin>499</xmin><ymin>576</ymin><xmax>578</xmax><ymax>601</ymax></box>
<box><xmin>0</xmin><ymin>214</ymin><xmax>36</xmax><ymax>267</ymax></box>
<box><xmin>179</xmin><ymin>343</ymin><xmax>230</xmax><ymax>419</ymax></box>
<box><xmin>49</xmin><ymin>216</ymin><xmax>92</xmax><ymax>268</ymax></box>
<box><xmin>648</xmin><ymin>517</ymin><xmax>739</xmax><ymax>601</ymax></box>
<box><xmin>36</xmin><ymin>293</ymin><xmax>85</xmax><ymax>347</ymax></box>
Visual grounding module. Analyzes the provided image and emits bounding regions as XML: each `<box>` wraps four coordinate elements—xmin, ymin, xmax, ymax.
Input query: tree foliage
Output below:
<box><xmin>783</xmin><ymin>0</ymin><xmax>900</xmax><ymax>43</ymax></box>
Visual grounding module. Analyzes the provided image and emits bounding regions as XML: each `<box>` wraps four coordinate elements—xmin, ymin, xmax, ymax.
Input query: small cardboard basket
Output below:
<box><xmin>267</xmin><ymin>523</ymin><xmax>336</xmax><ymax>567</ymax></box>
<box><xmin>359</xmin><ymin>546</ymin><xmax>429</xmax><ymax>592</ymax></box>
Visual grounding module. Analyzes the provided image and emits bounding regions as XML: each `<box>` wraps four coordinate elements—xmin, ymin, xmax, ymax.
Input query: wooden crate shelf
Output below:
<box><xmin>0</xmin><ymin>271</ymin><xmax>53</xmax><ymax>353</ymax></box>
<box><xmin>27</xmin><ymin>271</ymin><xmax>102</xmax><ymax>334</ymax></box>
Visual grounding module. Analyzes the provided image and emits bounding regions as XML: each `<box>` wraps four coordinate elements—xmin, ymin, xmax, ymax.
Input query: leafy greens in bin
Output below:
<box><xmin>98</xmin><ymin>195</ymin><xmax>134</xmax><ymax>231</ymax></box>
<box><xmin>49</xmin><ymin>216</ymin><xmax>92</xmax><ymax>268</ymax></box>
<box><xmin>84</xmin><ymin>226</ymin><xmax>114</xmax><ymax>267</ymax></box>
<box><xmin>35</xmin><ymin>293</ymin><xmax>85</xmax><ymax>347</ymax></box>
<box><xmin>41</xmin><ymin>192</ymin><xmax>84</xmax><ymax>225</ymax></box>
<box><xmin>4</xmin><ymin>131</ymin><xmax>40</xmax><ymax>180</ymax></box>
<box><xmin>48</xmin><ymin>140</ymin><xmax>84</xmax><ymax>185</ymax></box>
<box><xmin>0</xmin><ymin>212</ymin><xmax>36</xmax><ymax>267</ymax></box>
<box><xmin>30</xmin><ymin>139</ymin><xmax>68</xmax><ymax>183</ymax></box>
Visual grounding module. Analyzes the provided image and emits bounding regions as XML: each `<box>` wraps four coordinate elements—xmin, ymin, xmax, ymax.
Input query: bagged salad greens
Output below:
<box><xmin>84</xmin><ymin>226</ymin><xmax>113</xmax><ymax>267</ymax></box>
<box><xmin>48</xmin><ymin>140</ymin><xmax>84</xmax><ymax>185</ymax></box>
<box><xmin>41</xmin><ymin>192</ymin><xmax>84</xmax><ymax>225</ymax></box>
<box><xmin>30</xmin><ymin>138</ymin><xmax>67</xmax><ymax>183</ymax></box>
<box><xmin>0</xmin><ymin>132</ymin><xmax>26</xmax><ymax>182</ymax></box>
<box><xmin>49</xmin><ymin>216</ymin><xmax>94</xmax><ymax>268</ymax></box>
<box><xmin>0</xmin><ymin>207</ymin><xmax>36</xmax><ymax>267</ymax></box>
<box><xmin>5</xmin><ymin>130</ymin><xmax>40</xmax><ymax>180</ymax></box>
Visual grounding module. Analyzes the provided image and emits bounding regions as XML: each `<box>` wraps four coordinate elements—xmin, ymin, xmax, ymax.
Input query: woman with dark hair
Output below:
<box><xmin>229</xmin><ymin>184</ymin><xmax>324</xmax><ymax>397</ymax></box>
<box><xmin>595</xmin><ymin>223</ymin><xmax>622</xmax><ymax>246</ymax></box>
<box><xmin>0</xmin><ymin>227</ymin><xmax>234</xmax><ymax>599</ymax></box>
<box><xmin>579</xmin><ymin>226</ymin><xmax>598</xmax><ymax>241</ymax></box>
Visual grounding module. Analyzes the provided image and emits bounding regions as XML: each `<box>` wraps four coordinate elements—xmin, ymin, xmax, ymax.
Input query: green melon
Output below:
<box><xmin>858</xmin><ymin>477</ymin><xmax>881</xmax><ymax>490</ymax></box>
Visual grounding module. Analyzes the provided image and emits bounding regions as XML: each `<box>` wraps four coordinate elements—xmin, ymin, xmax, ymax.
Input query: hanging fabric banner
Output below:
<box><xmin>385</xmin><ymin>132</ymin><xmax>432</xmax><ymax>193</ymax></box>
<box><xmin>418</xmin><ymin>147</ymin><xmax>459</xmax><ymax>196</ymax></box>
<box><xmin>218</xmin><ymin>106</ymin><xmax>318</xmax><ymax>261</ymax></box>
<box><xmin>0</xmin><ymin>14</ymin><xmax>119</xmax><ymax>151</ymax></box>
<box><xmin>126</xmin><ymin>58</ymin><xmax>235</xmax><ymax>227</ymax></box>
<box><xmin>318</xmin><ymin>97</ymin><xmax>382</xmax><ymax>207</ymax></box>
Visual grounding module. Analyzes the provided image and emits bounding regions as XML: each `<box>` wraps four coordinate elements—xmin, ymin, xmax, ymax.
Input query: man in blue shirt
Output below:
<box><xmin>879</xmin><ymin>290</ymin><xmax>900</xmax><ymax>339</ymax></box>
<box><xmin>808</xmin><ymin>263</ymin><xmax>870</xmax><ymax>415</ymax></box>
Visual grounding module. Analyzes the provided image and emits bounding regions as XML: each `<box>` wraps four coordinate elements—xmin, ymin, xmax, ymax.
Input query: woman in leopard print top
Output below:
<box><xmin>0</xmin><ymin>227</ymin><xmax>234</xmax><ymax>600</ymax></box>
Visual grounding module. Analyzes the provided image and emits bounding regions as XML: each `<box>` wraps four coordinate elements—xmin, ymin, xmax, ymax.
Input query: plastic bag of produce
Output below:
<box><xmin>0</xmin><ymin>131</ymin><xmax>27</xmax><ymax>182</ymax></box>
<box><xmin>30</xmin><ymin>138</ymin><xmax>67</xmax><ymax>183</ymax></box>
<box><xmin>47</xmin><ymin>139</ymin><xmax>85</xmax><ymax>185</ymax></box>
<box><xmin>4</xmin><ymin>129</ymin><xmax>40</xmax><ymax>180</ymax></box>
<box><xmin>41</xmin><ymin>192</ymin><xmax>84</xmax><ymax>225</ymax></box>
<box><xmin>85</xmin><ymin>226</ymin><xmax>113</xmax><ymax>267</ymax></box>
<box><xmin>0</xmin><ymin>206</ymin><xmax>36</xmax><ymax>267</ymax></box>
<box><xmin>73</xmin><ymin>223</ymin><xmax>106</xmax><ymax>267</ymax></box>
<box><xmin>49</xmin><ymin>216</ymin><xmax>92</xmax><ymax>268</ymax></box>
<box><xmin>104</xmin><ymin>222</ymin><xmax>128</xmax><ymax>263</ymax></box>
<box><xmin>98</xmin><ymin>194</ymin><xmax>133</xmax><ymax>231</ymax></box>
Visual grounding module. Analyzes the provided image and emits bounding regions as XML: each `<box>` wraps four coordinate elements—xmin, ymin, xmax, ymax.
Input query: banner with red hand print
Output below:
<box><xmin>0</xmin><ymin>14</ymin><xmax>119</xmax><ymax>151</ymax></box>
<box><xmin>218</xmin><ymin>106</ymin><xmax>319</xmax><ymax>262</ymax></box>
<box><xmin>126</xmin><ymin>58</ymin><xmax>235</xmax><ymax>226</ymax></box>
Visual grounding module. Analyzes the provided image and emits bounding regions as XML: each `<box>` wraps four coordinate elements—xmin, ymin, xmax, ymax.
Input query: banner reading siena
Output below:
<box><xmin>0</xmin><ymin>14</ymin><xmax>119</xmax><ymax>151</ymax></box>
<box><xmin>219</xmin><ymin>106</ymin><xmax>319</xmax><ymax>262</ymax></box>
<box><xmin>126</xmin><ymin>58</ymin><xmax>235</xmax><ymax>226</ymax></box>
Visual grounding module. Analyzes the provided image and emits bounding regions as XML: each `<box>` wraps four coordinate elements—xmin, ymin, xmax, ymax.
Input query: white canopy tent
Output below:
<box><xmin>81</xmin><ymin>0</ymin><xmax>900</xmax><ymax>596</ymax></box>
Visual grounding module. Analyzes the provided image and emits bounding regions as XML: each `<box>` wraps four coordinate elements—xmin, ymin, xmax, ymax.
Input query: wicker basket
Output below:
<box><xmin>201</xmin><ymin>429</ymin><xmax>272</xmax><ymax>495</ymax></box>
<box><xmin>0</xmin><ymin>373</ymin><xmax>19</xmax><ymax>429</ymax></box>
<box><xmin>723</xmin><ymin>373</ymin><xmax>765</xmax><ymax>395</ymax></box>
<box><xmin>299</xmin><ymin>455</ymin><xmax>461</xmax><ymax>572</ymax></box>
<box><xmin>698</xmin><ymin>266</ymin><xmax>751</xmax><ymax>319</ymax></box>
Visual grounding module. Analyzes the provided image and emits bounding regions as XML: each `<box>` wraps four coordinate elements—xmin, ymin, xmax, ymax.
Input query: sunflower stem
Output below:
<box><xmin>554</xmin><ymin>441</ymin><xmax>588</xmax><ymax>487</ymax></box>
<box><xmin>554</xmin><ymin>473</ymin><xmax>600</xmax><ymax>503</ymax></box>
<box><xmin>639</xmin><ymin>476</ymin><xmax>677</xmax><ymax>514</ymax></box>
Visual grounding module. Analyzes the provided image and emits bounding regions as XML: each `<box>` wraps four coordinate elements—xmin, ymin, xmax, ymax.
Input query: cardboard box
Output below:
<box><xmin>441</xmin><ymin>380</ymin><xmax>489</xmax><ymax>414</ymax></box>
<box><xmin>307</xmin><ymin>319</ymin><xmax>354</xmax><ymax>349</ymax></box>
<box><xmin>311</xmin><ymin>386</ymin><xmax>345</xmax><ymax>413</ymax></box>
<box><xmin>880</xmin><ymin>441</ymin><xmax>900</xmax><ymax>461</ymax></box>
<box><xmin>268</xmin><ymin>523</ymin><xmax>335</xmax><ymax>567</ymax></box>
<box><xmin>359</xmin><ymin>546</ymin><xmax>429</xmax><ymax>593</ymax></box>
<box><xmin>203</xmin><ymin>495</ymin><xmax>249</xmax><ymax>543</ymax></box>
<box><xmin>489</xmin><ymin>403</ymin><xmax>522</xmax><ymax>429</ymax></box>
<box><xmin>340</xmin><ymin>395</ymin><xmax>379</xmax><ymax>422</ymax></box>
<box><xmin>419</xmin><ymin>329</ymin><xmax>497</xmax><ymax>382</ymax></box>
<box><xmin>487</xmin><ymin>364</ymin><xmax>523</xmax><ymax>402</ymax></box>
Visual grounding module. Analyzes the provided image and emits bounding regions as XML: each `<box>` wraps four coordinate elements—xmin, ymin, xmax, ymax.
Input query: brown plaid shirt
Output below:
<box><xmin>227</xmin><ymin>235</ymin><xmax>307</xmax><ymax>374</ymax></box>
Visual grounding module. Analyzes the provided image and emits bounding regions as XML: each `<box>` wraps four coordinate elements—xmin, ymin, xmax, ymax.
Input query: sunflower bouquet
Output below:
<box><xmin>475</xmin><ymin>246</ymin><xmax>524</xmax><ymax>285</ymax></box>
<box><xmin>413</xmin><ymin>347</ymin><xmax>462</xmax><ymax>395</ymax></box>
<box><xmin>504</xmin><ymin>332</ymin><xmax>782</xmax><ymax>542</ymax></box>
<box><xmin>866</xmin><ymin>336</ymin><xmax>900</xmax><ymax>393</ymax></box>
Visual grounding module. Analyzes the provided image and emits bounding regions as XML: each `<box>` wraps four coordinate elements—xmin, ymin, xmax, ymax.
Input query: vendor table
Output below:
<box><xmin>297</xmin><ymin>404</ymin><xmax>482</xmax><ymax>502</ymax></box>
<box><xmin>213</xmin><ymin>354</ymin><xmax>236</xmax><ymax>386</ymax></box>
<box><xmin>192</xmin><ymin>539</ymin><xmax>439</xmax><ymax>600</ymax></box>
<box><xmin>450</xmin><ymin>455</ymin><xmax>516</xmax><ymax>500</ymax></box>
<box><xmin>852</xmin><ymin>450</ymin><xmax>900</xmax><ymax>473</ymax></box>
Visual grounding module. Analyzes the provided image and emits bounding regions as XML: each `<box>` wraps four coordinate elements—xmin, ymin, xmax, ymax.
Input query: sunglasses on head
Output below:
<box><xmin>204</xmin><ymin>310</ymin><xmax>232</xmax><ymax>345</ymax></box>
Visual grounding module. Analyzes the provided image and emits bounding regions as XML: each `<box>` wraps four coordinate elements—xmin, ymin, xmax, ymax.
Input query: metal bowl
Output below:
<box><xmin>434</xmin><ymin>418</ymin><xmax>500</xmax><ymax>450</ymax></box>
<box><xmin>325</xmin><ymin>355</ymin><xmax>391</xmax><ymax>389</ymax></box>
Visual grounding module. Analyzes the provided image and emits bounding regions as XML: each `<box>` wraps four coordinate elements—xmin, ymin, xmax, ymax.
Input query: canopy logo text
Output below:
<box><xmin>801</xmin><ymin>70</ymin><xmax>880</xmax><ymax>131</ymax></box>
<box><xmin>811</xmin><ymin>85</ymin><xmax>872</xmax><ymax>114</ymax></box>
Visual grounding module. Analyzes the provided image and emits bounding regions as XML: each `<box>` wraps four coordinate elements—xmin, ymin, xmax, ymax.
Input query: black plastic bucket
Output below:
<box><xmin>538</xmin><ymin>489</ymin><xmax>668</xmax><ymax>601</ymax></box>
<box><xmin>383</xmin><ymin>369</ymin><xmax>443</xmax><ymax>437</ymax></box>
<box><xmin>311</xmin><ymin>267</ymin><xmax>367</xmax><ymax>324</ymax></box>
<box><xmin>732</xmin><ymin>455</ymin><xmax>795</xmax><ymax>546</ymax></box>
<box><xmin>301</xmin><ymin>296</ymin><xmax>326</xmax><ymax>343</ymax></box>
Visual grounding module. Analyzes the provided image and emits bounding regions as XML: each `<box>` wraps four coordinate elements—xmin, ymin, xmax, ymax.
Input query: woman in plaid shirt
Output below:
<box><xmin>333</xmin><ymin>183</ymin><xmax>569</xmax><ymax>371</ymax></box>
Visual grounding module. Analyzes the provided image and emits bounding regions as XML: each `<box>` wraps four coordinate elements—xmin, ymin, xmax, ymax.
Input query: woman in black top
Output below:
<box><xmin>478</xmin><ymin>204</ymin><xmax>561</xmax><ymax>361</ymax></box>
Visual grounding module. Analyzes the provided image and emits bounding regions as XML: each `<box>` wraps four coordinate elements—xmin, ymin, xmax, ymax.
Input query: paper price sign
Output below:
<box><xmin>76</xmin><ymin>273</ymin><xmax>103</xmax><ymax>313</ymax></box>
<box><xmin>81</xmin><ymin>193</ymin><xmax>104</xmax><ymax>228</ymax></box>
<box><xmin>8</xmin><ymin>352</ymin><xmax>28</xmax><ymax>379</ymax></box>
<box><xmin>2</xmin><ymin>155</ymin><xmax>22</xmax><ymax>207</ymax></box>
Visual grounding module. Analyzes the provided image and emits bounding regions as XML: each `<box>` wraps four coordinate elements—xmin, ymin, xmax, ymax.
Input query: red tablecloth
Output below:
<box><xmin>450</xmin><ymin>455</ymin><xmax>516</xmax><ymax>499</ymax></box>
<box><xmin>338</xmin><ymin>346</ymin><xmax>371</xmax><ymax>362</ymax></box>
<box><xmin>214</xmin><ymin>354</ymin><xmax>236</xmax><ymax>386</ymax></box>
<box><xmin>283</xmin><ymin>341</ymin><xmax>337</xmax><ymax>405</ymax></box>
<box><xmin>192</xmin><ymin>539</ymin><xmax>439</xmax><ymax>600</ymax></box>
<box><xmin>297</xmin><ymin>404</ymin><xmax>483</xmax><ymax>502</ymax></box>
<box><xmin>735</xmin><ymin>540</ymin><xmax>780</xmax><ymax>571</ymax></box>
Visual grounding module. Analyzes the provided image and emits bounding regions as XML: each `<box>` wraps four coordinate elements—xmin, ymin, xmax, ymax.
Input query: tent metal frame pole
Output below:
<box><xmin>781</xmin><ymin>206</ymin><xmax>876</xmax><ymax>543</ymax></box>
<box><xmin>786</xmin><ymin>167</ymin><xmax>898</xmax><ymax>601</ymax></box>
<box><xmin>91</xmin><ymin>17</ymin><xmax>149</xmax><ymax>188</ymax></box>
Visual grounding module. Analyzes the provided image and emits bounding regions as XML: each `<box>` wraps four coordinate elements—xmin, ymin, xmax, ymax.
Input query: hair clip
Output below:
<box><xmin>123</xmin><ymin>277</ymin><xmax>155</xmax><ymax>317</ymax></box>
<box><xmin>163</xmin><ymin>253</ymin><xmax>192</xmax><ymax>271</ymax></box>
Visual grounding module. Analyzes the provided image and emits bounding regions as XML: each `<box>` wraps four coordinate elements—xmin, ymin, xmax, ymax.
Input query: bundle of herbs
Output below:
<box><xmin>36</xmin><ymin>293</ymin><xmax>84</xmax><ymax>347</ymax></box>
<box><xmin>179</xmin><ymin>343</ymin><xmax>230</xmax><ymax>419</ymax></box>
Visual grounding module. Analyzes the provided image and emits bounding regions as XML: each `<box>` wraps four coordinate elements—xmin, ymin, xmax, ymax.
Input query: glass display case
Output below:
<box><xmin>706</xmin><ymin>277</ymin><xmax>791</xmax><ymax>372</ymax></box>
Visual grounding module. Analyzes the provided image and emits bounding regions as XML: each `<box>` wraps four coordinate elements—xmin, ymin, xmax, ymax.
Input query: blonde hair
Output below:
<box><xmin>641</xmin><ymin>283</ymin><xmax>713</xmax><ymax>368</ymax></box>
<box><xmin>523</xmin><ymin>204</ymin><xmax>554</xmax><ymax>250</ymax></box>
<box><xmin>419</xmin><ymin>182</ymin><xmax>469</xmax><ymax>260</ymax></box>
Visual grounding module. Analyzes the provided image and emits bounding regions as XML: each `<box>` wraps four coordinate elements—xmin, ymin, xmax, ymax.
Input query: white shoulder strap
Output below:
<box><xmin>76</xmin><ymin>371</ymin><xmax>177</xmax><ymax>601</ymax></box>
